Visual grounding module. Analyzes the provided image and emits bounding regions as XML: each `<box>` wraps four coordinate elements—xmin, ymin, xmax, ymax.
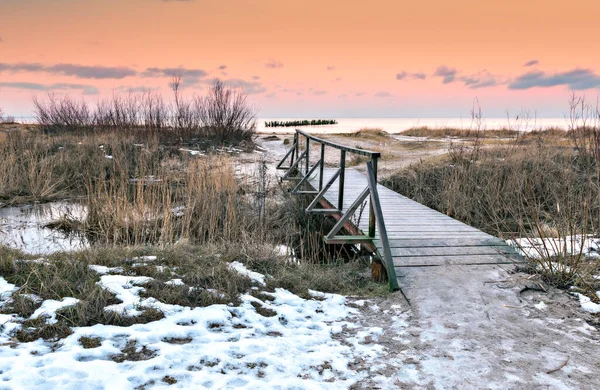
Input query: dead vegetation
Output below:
<box><xmin>385</xmin><ymin>95</ymin><xmax>600</xmax><ymax>294</ymax></box>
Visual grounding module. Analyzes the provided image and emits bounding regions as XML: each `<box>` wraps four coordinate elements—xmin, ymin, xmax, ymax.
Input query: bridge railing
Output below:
<box><xmin>276</xmin><ymin>129</ymin><xmax>398</xmax><ymax>291</ymax></box>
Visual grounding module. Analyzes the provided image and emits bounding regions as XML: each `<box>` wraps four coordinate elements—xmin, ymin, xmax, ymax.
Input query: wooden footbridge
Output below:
<box><xmin>276</xmin><ymin>129</ymin><xmax>523</xmax><ymax>291</ymax></box>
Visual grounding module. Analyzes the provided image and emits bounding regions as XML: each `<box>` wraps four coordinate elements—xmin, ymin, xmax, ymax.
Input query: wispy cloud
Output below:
<box><xmin>431</xmin><ymin>65</ymin><xmax>498</xmax><ymax>89</ymax></box>
<box><xmin>460</xmin><ymin>70</ymin><xmax>497</xmax><ymax>89</ymax></box>
<box><xmin>396</xmin><ymin>71</ymin><xmax>427</xmax><ymax>80</ymax></box>
<box><xmin>509</xmin><ymin>68</ymin><xmax>600</xmax><ymax>90</ymax></box>
<box><xmin>374</xmin><ymin>91</ymin><xmax>392</xmax><ymax>98</ymax></box>
<box><xmin>2</xmin><ymin>81</ymin><xmax>99</xmax><ymax>95</ymax></box>
<box><xmin>396</xmin><ymin>71</ymin><xmax>408</xmax><ymax>80</ymax></box>
<box><xmin>433</xmin><ymin>65</ymin><xmax>457</xmax><ymax>84</ymax></box>
<box><xmin>265</xmin><ymin>60</ymin><xmax>283</xmax><ymax>69</ymax></box>
<box><xmin>220</xmin><ymin>78</ymin><xmax>266</xmax><ymax>94</ymax></box>
<box><xmin>0</xmin><ymin>37</ymin><xmax>3</xmax><ymax>43</ymax></box>
<box><xmin>326</xmin><ymin>66</ymin><xmax>335</xmax><ymax>71</ymax></box>
<box><xmin>252</xmin><ymin>76</ymin><xmax>261</xmax><ymax>80</ymax></box>
<box><xmin>523</xmin><ymin>59</ymin><xmax>539</xmax><ymax>67</ymax></box>
<box><xmin>0</xmin><ymin>62</ymin><xmax>136</xmax><ymax>79</ymax></box>
<box><xmin>142</xmin><ymin>67</ymin><xmax>208</xmax><ymax>86</ymax></box>
<box><xmin>218</xmin><ymin>65</ymin><xmax>227</xmax><ymax>70</ymax></box>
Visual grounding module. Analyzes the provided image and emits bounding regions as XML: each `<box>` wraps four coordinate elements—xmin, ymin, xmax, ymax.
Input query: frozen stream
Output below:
<box><xmin>0</xmin><ymin>201</ymin><xmax>89</xmax><ymax>254</ymax></box>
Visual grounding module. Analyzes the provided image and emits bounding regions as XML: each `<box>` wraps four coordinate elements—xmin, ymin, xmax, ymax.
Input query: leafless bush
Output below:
<box><xmin>33</xmin><ymin>94</ymin><xmax>92</xmax><ymax>132</ymax></box>
<box><xmin>198</xmin><ymin>79</ymin><xmax>256</xmax><ymax>143</ymax></box>
<box><xmin>32</xmin><ymin>80</ymin><xmax>256</xmax><ymax>146</ymax></box>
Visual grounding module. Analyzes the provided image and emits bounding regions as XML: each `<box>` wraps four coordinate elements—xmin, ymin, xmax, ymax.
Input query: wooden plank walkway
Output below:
<box><xmin>307</xmin><ymin>168</ymin><xmax>523</xmax><ymax>269</ymax></box>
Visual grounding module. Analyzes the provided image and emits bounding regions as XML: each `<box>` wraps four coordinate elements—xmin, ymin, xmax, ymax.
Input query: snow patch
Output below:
<box><xmin>0</xmin><ymin>277</ymin><xmax>17</xmax><ymax>302</ymax></box>
<box><xmin>573</xmin><ymin>292</ymin><xmax>600</xmax><ymax>314</ymax></box>
<box><xmin>30</xmin><ymin>297</ymin><xmax>79</xmax><ymax>324</ymax></box>
<box><xmin>88</xmin><ymin>265</ymin><xmax>124</xmax><ymax>275</ymax></box>
<box><xmin>229</xmin><ymin>261</ymin><xmax>266</xmax><ymax>286</ymax></box>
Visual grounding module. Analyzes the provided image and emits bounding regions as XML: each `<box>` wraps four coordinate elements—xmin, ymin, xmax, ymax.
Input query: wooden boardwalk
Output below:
<box><xmin>307</xmin><ymin>168</ymin><xmax>522</xmax><ymax>269</ymax></box>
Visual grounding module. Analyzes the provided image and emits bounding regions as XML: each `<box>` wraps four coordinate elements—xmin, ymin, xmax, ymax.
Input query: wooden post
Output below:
<box><xmin>294</xmin><ymin>131</ymin><xmax>299</xmax><ymax>169</ymax></box>
<box><xmin>319</xmin><ymin>143</ymin><xmax>325</xmax><ymax>190</ymax></box>
<box><xmin>305</xmin><ymin>136</ymin><xmax>310</xmax><ymax>175</ymax></box>
<box><xmin>368</xmin><ymin>156</ymin><xmax>378</xmax><ymax>238</ymax></box>
<box><xmin>338</xmin><ymin>150</ymin><xmax>346</xmax><ymax>211</ymax></box>
<box><xmin>290</xmin><ymin>132</ymin><xmax>297</xmax><ymax>166</ymax></box>
<box><xmin>371</xmin><ymin>257</ymin><xmax>388</xmax><ymax>283</ymax></box>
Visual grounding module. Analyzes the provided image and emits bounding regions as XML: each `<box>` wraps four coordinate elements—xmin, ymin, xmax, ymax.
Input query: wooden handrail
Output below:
<box><xmin>276</xmin><ymin>129</ymin><xmax>398</xmax><ymax>291</ymax></box>
<box><xmin>295</xmin><ymin>128</ymin><xmax>381</xmax><ymax>158</ymax></box>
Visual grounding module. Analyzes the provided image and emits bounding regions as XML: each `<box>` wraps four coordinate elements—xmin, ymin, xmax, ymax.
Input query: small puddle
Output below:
<box><xmin>0</xmin><ymin>201</ymin><xmax>89</xmax><ymax>254</ymax></box>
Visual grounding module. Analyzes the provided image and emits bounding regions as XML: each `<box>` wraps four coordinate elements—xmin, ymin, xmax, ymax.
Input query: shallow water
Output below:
<box><xmin>257</xmin><ymin>117</ymin><xmax>568</xmax><ymax>134</ymax></box>
<box><xmin>0</xmin><ymin>202</ymin><xmax>89</xmax><ymax>254</ymax></box>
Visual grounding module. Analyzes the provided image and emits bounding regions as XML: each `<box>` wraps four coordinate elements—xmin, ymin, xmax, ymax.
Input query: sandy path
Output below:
<box><xmin>351</xmin><ymin>266</ymin><xmax>600</xmax><ymax>389</ymax></box>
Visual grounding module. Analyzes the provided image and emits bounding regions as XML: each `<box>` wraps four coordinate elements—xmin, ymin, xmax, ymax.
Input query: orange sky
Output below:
<box><xmin>1</xmin><ymin>0</ymin><xmax>599</xmax><ymax>117</ymax></box>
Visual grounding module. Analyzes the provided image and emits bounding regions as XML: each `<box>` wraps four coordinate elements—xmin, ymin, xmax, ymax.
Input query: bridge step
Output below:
<box><xmin>324</xmin><ymin>235</ymin><xmax>373</xmax><ymax>244</ymax></box>
<box><xmin>305</xmin><ymin>209</ymin><xmax>342</xmax><ymax>214</ymax></box>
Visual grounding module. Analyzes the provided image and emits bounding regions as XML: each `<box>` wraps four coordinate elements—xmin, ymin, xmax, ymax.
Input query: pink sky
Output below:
<box><xmin>1</xmin><ymin>0</ymin><xmax>599</xmax><ymax>118</ymax></box>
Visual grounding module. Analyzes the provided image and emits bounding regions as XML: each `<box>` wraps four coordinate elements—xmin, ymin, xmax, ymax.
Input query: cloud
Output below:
<box><xmin>218</xmin><ymin>65</ymin><xmax>227</xmax><ymax>70</ymax></box>
<box><xmin>265</xmin><ymin>60</ymin><xmax>283</xmax><ymax>69</ymax></box>
<box><xmin>2</xmin><ymin>81</ymin><xmax>99</xmax><ymax>95</ymax></box>
<box><xmin>252</xmin><ymin>76</ymin><xmax>260</xmax><ymax>80</ymax></box>
<box><xmin>459</xmin><ymin>70</ymin><xmax>497</xmax><ymax>89</ymax></box>
<box><xmin>335</xmin><ymin>77</ymin><xmax>342</xmax><ymax>82</ymax></box>
<box><xmin>48</xmin><ymin>64</ymin><xmax>136</xmax><ymax>79</ymax></box>
<box><xmin>355</xmin><ymin>92</ymin><xmax>365</xmax><ymax>97</ymax></box>
<box><xmin>524</xmin><ymin>60</ymin><xmax>539</xmax><ymax>67</ymax></box>
<box><xmin>0</xmin><ymin>37</ymin><xmax>3</xmax><ymax>43</ymax></box>
<box><xmin>0</xmin><ymin>62</ymin><xmax>136</xmax><ymax>79</ymax></box>
<box><xmin>374</xmin><ymin>91</ymin><xmax>392</xmax><ymax>98</ymax></box>
<box><xmin>431</xmin><ymin>65</ymin><xmax>497</xmax><ymax>89</ymax></box>
<box><xmin>433</xmin><ymin>65</ymin><xmax>458</xmax><ymax>83</ymax></box>
<box><xmin>396</xmin><ymin>71</ymin><xmax>408</xmax><ymax>80</ymax></box>
<box><xmin>326</xmin><ymin>66</ymin><xmax>335</xmax><ymax>71</ymax></box>
<box><xmin>142</xmin><ymin>67</ymin><xmax>207</xmax><ymax>78</ymax></box>
<box><xmin>508</xmin><ymin>68</ymin><xmax>600</xmax><ymax>90</ymax></box>
<box><xmin>142</xmin><ymin>67</ymin><xmax>208</xmax><ymax>86</ymax></box>
<box><xmin>217</xmin><ymin>78</ymin><xmax>266</xmax><ymax>95</ymax></box>
<box><xmin>397</xmin><ymin>71</ymin><xmax>427</xmax><ymax>81</ymax></box>
<box><xmin>312</xmin><ymin>90</ymin><xmax>327</xmax><ymax>95</ymax></box>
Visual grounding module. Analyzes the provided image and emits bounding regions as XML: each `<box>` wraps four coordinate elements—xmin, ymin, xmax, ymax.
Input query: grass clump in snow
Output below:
<box><xmin>1</xmin><ymin>294</ymin><xmax>41</xmax><ymax>318</ymax></box>
<box><xmin>16</xmin><ymin>318</ymin><xmax>73</xmax><ymax>342</ymax></box>
<box><xmin>79</xmin><ymin>336</ymin><xmax>102</xmax><ymax>349</ymax></box>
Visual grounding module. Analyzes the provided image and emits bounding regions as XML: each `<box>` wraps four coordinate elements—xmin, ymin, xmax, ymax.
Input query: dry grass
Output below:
<box><xmin>401</xmin><ymin>126</ymin><xmax>520</xmax><ymax>139</ymax></box>
<box><xmin>384</xmin><ymin>134</ymin><xmax>600</xmax><ymax>290</ymax></box>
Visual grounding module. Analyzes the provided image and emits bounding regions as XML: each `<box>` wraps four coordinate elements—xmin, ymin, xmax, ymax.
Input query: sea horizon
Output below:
<box><xmin>257</xmin><ymin>117</ymin><xmax>572</xmax><ymax>134</ymax></box>
<box><xmin>9</xmin><ymin>115</ymin><xmax>575</xmax><ymax>134</ymax></box>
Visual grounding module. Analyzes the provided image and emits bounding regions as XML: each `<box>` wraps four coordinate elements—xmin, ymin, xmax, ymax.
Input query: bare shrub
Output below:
<box><xmin>198</xmin><ymin>79</ymin><xmax>256</xmax><ymax>143</ymax></box>
<box><xmin>31</xmin><ymin>80</ymin><xmax>256</xmax><ymax>146</ymax></box>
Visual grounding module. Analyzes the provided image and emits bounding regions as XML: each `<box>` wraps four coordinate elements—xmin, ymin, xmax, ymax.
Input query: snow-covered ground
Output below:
<box><xmin>507</xmin><ymin>235</ymin><xmax>600</xmax><ymax>314</ymax></box>
<box><xmin>0</xmin><ymin>263</ymin><xmax>385</xmax><ymax>389</ymax></box>
<box><xmin>508</xmin><ymin>234</ymin><xmax>600</xmax><ymax>260</ymax></box>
